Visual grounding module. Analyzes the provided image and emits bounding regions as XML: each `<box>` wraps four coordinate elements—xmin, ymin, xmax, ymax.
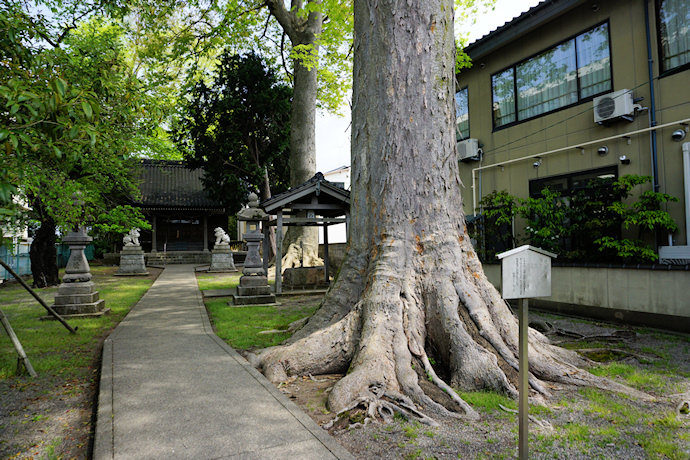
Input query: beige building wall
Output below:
<box><xmin>457</xmin><ymin>0</ymin><xmax>690</xmax><ymax>245</ymax></box>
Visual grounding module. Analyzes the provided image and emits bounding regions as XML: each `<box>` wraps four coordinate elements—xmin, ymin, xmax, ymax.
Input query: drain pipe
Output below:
<box><xmin>683</xmin><ymin>142</ymin><xmax>690</xmax><ymax>246</ymax></box>
<box><xmin>644</xmin><ymin>0</ymin><xmax>660</xmax><ymax>193</ymax></box>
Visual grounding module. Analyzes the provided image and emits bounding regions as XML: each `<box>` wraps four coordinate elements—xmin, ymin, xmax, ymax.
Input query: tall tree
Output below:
<box><xmin>1</xmin><ymin>8</ymin><xmax>152</xmax><ymax>286</ymax></box>
<box><xmin>173</xmin><ymin>51</ymin><xmax>291</xmax><ymax>254</ymax></box>
<box><xmin>120</xmin><ymin>0</ymin><xmax>353</xmax><ymax>267</ymax></box>
<box><xmin>253</xmin><ymin>0</ymin><xmax>646</xmax><ymax>423</ymax></box>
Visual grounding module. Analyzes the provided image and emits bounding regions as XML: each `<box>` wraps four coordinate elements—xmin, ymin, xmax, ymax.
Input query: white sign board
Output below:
<box><xmin>497</xmin><ymin>245</ymin><xmax>556</xmax><ymax>300</ymax></box>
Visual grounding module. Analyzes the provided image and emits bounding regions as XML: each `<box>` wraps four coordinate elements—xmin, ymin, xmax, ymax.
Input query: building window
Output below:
<box><xmin>658</xmin><ymin>0</ymin><xmax>690</xmax><ymax>73</ymax></box>
<box><xmin>455</xmin><ymin>87</ymin><xmax>470</xmax><ymax>140</ymax></box>
<box><xmin>492</xmin><ymin>22</ymin><xmax>611</xmax><ymax>129</ymax></box>
<box><xmin>529</xmin><ymin>166</ymin><xmax>617</xmax><ymax>198</ymax></box>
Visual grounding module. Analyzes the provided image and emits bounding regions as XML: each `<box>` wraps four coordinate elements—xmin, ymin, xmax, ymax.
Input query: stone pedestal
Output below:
<box><xmin>232</xmin><ymin>276</ymin><xmax>277</xmax><ymax>305</ymax></box>
<box><xmin>208</xmin><ymin>244</ymin><xmax>236</xmax><ymax>272</ymax></box>
<box><xmin>282</xmin><ymin>266</ymin><xmax>327</xmax><ymax>289</ymax></box>
<box><xmin>52</xmin><ymin>228</ymin><xmax>108</xmax><ymax>318</ymax></box>
<box><xmin>116</xmin><ymin>245</ymin><xmax>148</xmax><ymax>276</ymax></box>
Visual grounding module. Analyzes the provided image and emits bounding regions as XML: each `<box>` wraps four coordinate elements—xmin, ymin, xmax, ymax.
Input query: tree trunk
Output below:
<box><xmin>255</xmin><ymin>0</ymin><xmax>647</xmax><ymax>424</ymax></box>
<box><xmin>271</xmin><ymin>1</ymin><xmax>323</xmax><ymax>270</ymax></box>
<box><xmin>261</xmin><ymin>166</ymin><xmax>277</xmax><ymax>261</ymax></box>
<box><xmin>30</xmin><ymin>216</ymin><xmax>60</xmax><ymax>288</ymax></box>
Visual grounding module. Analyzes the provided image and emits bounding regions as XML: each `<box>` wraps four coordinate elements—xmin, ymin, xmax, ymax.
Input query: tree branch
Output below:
<box><xmin>265</xmin><ymin>0</ymin><xmax>299</xmax><ymax>43</ymax></box>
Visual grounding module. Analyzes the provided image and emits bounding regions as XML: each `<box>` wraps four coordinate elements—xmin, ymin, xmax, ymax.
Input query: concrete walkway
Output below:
<box><xmin>94</xmin><ymin>264</ymin><xmax>353</xmax><ymax>460</ymax></box>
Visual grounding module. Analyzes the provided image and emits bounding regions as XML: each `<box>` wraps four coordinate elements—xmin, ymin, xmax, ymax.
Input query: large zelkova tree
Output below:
<box><xmin>252</xmin><ymin>0</ymin><xmax>648</xmax><ymax>423</ymax></box>
<box><xmin>173</xmin><ymin>51</ymin><xmax>292</xmax><ymax>256</ymax></box>
<box><xmin>1</xmin><ymin>6</ymin><xmax>153</xmax><ymax>286</ymax></box>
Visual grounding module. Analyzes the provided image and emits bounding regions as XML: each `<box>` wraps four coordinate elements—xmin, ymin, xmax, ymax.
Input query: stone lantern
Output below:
<box><xmin>53</xmin><ymin>226</ymin><xmax>107</xmax><ymax>317</ymax></box>
<box><xmin>232</xmin><ymin>193</ymin><xmax>276</xmax><ymax>305</ymax></box>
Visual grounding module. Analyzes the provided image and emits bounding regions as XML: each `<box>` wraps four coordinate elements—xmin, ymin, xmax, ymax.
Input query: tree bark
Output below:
<box><xmin>254</xmin><ymin>0</ymin><xmax>648</xmax><ymax>424</ymax></box>
<box><xmin>30</xmin><ymin>215</ymin><xmax>60</xmax><ymax>288</ymax></box>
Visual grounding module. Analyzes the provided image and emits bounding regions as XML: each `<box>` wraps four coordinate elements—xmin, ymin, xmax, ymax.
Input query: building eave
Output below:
<box><xmin>464</xmin><ymin>0</ymin><xmax>589</xmax><ymax>61</ymax></box>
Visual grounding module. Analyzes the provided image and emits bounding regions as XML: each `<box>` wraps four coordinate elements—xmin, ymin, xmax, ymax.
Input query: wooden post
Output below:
<box><xmin>203</xmin><ymin>215</ymin><xmax>208</xmax><ymax>252</ymax></box>
<box><xmin>0</xmin><ymin>259</ymin><xmax>76</xmax><ymax>334</ymax></box>
<box><xmin>151</xmin><ymin>215</ymin><xmax>157</xmax><ymax>253</ymax></box>
<box><xmin>262</xmin><ymin>222</ymin><xmax>269</xmax><ymax>276</ymax></box>
<box><xmin>0</xmin><ymin>307</ymin><xmax>37</xmax><ymax>377</ymax></box>
<box><xmin>275</xmin><ymin>211</ymin><xmax>283</xmax><ymax>295</ymax></box>
<box><xmin>518</xmin><ymin>297</ymin><xmax>529</xmax><ymax>460</ymax></box>
<box><xmin>323</xmin><ymin>224</ymin><xmax>330</xmax><ymax>286</ymax></box>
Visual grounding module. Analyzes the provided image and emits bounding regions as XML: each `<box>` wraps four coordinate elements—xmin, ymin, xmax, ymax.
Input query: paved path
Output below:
<box><xmin>94</xmin><ymin>264</ymin><xmax>353</xmax><ymax>459</ymax></box>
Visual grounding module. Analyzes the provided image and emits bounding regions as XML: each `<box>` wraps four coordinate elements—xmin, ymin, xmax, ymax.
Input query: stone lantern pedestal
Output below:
<box><xmin>52</xmin><ymin>228</ymin><xmax>108</xmax><ymax>317</ymax></box>
<box><xmin>231</xmin><ymin>193</ymin><xmax>277</xmax><ymax>306</ymax></box>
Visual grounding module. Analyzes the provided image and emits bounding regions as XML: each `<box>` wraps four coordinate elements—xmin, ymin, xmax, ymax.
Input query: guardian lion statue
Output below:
<box><xmin>123</xmin><ymin>228</ymin><xmax>141</xmax><ymax>246</ymax></box>
<box><xmin>214</xmin><ymin>227</ymin><xmax>231</xmax><ymax>245</ymax></box>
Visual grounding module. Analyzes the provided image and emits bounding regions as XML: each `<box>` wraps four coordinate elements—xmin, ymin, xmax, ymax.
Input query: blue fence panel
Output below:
<box><xmin>0</xmin><ymin>247</ymin><xmax>32</xmax><ymax>280</ymax></box>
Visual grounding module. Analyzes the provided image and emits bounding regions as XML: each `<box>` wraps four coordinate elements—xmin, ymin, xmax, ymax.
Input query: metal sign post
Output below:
<box><xmin>497</xmin><ymin>245</ymin><xmax>556</xmax><ymax>460</ymax></box>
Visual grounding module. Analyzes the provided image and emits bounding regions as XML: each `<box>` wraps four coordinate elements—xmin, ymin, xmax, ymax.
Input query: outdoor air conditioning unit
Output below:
<box><xmin>593</xmin><ymin>89</ymin><xmax>635</xmax><ymax>124</ymax></box>
<box><xmin>457</xmin><ymin>138</ymin><xmax>481</xmax><ymax>161</ymax></box>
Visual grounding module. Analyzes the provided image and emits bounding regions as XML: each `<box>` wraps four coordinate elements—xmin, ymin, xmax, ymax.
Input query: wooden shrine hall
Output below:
<box><xmin>136</xmin><ymin>159</ymin><xmax>227</xmax><ymax>255</ymax></box>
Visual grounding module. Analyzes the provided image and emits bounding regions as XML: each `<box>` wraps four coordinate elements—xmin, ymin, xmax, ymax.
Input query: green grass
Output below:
<box><xmin>195</xmin><ymin>273</ymin><xmax>241</xmax><ymax>291</ymax></box>
<box><xmin>589</xmin><ymin>362</ymin><xmax>671</xmax><ymax>393</ymax></box>
<box><xmin>205</xmin><ymin>297</ymin><xmax>320</xmax><ymax>350</ymax></box>
<box><xmin>457</xmin><ymin>390</ymin><xmax>517</xmax><ymax>413</ymax></box>
<box><xmin>0</xmin><ymin>266</ymin><xmax>157</xmax><ymax>380</ymax></box>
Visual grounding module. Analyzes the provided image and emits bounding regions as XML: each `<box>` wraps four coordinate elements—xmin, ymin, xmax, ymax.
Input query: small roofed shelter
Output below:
<box><xmin>262</xmin><ymin>172</ymin><xmax>350</xmax><ymax>294</ymax></box>
<box><xmin>136</xmin><ymin>159</ymin><xmax>227</xmax><ymax>253</ymax></box>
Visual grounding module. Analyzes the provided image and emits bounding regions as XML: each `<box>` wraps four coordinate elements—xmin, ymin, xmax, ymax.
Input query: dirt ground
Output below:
<box><xmin>2</xmin><ymin>278</ymin><xmax>689</xmax><ymax>459</ymax></box>
<box><xmin>270</xmin><ymin>312</ymin><xmax>690</xmax><ymax>459</ymax></box>
<box><xmin>0</xmin><ymin>267</ymin><xmax>164</xmax><ymax>460</ymax></box>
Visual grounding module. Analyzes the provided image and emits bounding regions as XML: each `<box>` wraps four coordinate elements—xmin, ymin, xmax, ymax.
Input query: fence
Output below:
<box><xmin>0</xmin><ymin>246</ymin><xmax>31</xmax><ymax>280</ymax></box>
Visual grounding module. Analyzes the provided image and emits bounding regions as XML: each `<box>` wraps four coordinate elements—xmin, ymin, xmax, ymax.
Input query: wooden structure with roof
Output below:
<box><xmin>136</xmin><ymin>159</ymin><xmax>227</xmax><ymax>253</ymax></box>
<box><xmin>261</xmin><ymin>172</ymin><xmax>350</xmax><ymax>294</ymax></box>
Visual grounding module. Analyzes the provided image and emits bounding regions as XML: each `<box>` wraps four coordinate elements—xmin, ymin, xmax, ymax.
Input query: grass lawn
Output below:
<box><xmin>196</xmin><ymin>270</ymin><xmax>321</xmax><ymax>350</ymax></box>
<box><xmin>0</xmin><ymin>265</ymin><xmax>161</xmax><ymax>459</ymax></box>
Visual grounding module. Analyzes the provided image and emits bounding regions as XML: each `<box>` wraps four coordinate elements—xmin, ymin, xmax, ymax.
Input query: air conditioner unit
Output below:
<box><xmin>457</xmin><ymin>138</ymin><xmax>480</xmax><ymax>161</ymax></box>
<box><xmin>593</xmin><ymin>89</ymin><xmax>635</xmax><ymax>124</ymax></box>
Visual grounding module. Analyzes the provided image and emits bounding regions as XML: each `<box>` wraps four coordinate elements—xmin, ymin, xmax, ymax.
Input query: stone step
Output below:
<box><xmin>231</xmin><ymin>294</ymin><xmax>277</xmax><ymax>306</ymax></box>
<box><xmin>52</xmin><ymin>299</ymin><xmax>106</xmax><ymax>315</ymax></box>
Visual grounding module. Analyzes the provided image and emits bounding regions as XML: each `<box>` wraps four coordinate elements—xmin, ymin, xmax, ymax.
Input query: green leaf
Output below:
<box><xmin>81</xmin><ymin>100</ymin><xmax>93</xmax><ymax>120</ymax></box>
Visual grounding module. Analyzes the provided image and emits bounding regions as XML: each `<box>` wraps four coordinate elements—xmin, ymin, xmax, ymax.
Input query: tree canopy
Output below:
<box><xmin>1</xmin><ymin>6</ymin><xmax>153</xmax><ymax>285</ymax></box>
<box><xmin>173</xmin><ymin>51</ymin><xmax>292</xmax><ymax>214</ymax></box>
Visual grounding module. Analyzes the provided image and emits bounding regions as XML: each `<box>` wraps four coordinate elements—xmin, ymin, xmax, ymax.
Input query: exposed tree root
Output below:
<box><xmin>255</xmin><ymin>235</ymin><xmax>654</xmax><ymax>426</ymax></box>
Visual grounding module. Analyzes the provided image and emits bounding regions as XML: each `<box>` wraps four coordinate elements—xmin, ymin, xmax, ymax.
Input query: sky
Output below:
<box><xmin>314</xmin><ymin>0</ymin><xmax>542</xmax><ymax>173</ymax></box>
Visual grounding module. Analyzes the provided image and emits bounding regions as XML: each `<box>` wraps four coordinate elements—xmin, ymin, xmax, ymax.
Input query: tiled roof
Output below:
<box><xmin>261</xmin><ymin>172</ymin><xmax>350</xmax><ymax>217</ymax></box>
<box><xmin>136</xmin><ymin>159</ymin><xmax>224</xmax><ymax>210</ymax></box>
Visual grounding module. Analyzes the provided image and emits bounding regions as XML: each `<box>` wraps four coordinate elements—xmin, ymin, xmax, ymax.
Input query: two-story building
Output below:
<box><xmin>456</xmin><ymin>0</ymin><xmax>690</xmax><ymax>262</ymax></box>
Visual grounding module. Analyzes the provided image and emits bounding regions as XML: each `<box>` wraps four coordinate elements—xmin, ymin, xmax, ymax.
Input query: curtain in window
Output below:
<box><xmin>577</xmin><ymin>24</ymin><xmax>612</xmax><ymax>98</ymax></box>
<box><xmin>660</xmin><ymin>0</ymin><xmax>690</xmax><ymax>72</ymax></box>
<box><xmin>492</xmin><ymin>69</ymin><xmax>516</xmax><ymax>127</ymax></box>
<box><xmin>517</xmin><ymin>42</ymin><xmax>577</xmax><ymax>120</ymax></box>
<box><xmin>455</xmin><ymin>88</ymin><xmax>470</xmax><ymax>139</ymax></box>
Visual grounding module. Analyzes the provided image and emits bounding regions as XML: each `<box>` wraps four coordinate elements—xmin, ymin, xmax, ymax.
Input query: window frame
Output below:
<box><xmin>490</xmin><ymin>20</ymin><xmax>613</xmax><ymax>131</ymax></box>
<box><xmin>528</xmin><ymin>166</ymin><xmax>618</xmax><ymax>199</ymax></box>
<box><xmin>455</xmin><ymin>86</ymin><xmax>470</xmax><ymax>140</ymax></box>
<box><xmin>656</xmin><ymin>0</ymin><xmax>690</xmax><ymax>77</ymax></box>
